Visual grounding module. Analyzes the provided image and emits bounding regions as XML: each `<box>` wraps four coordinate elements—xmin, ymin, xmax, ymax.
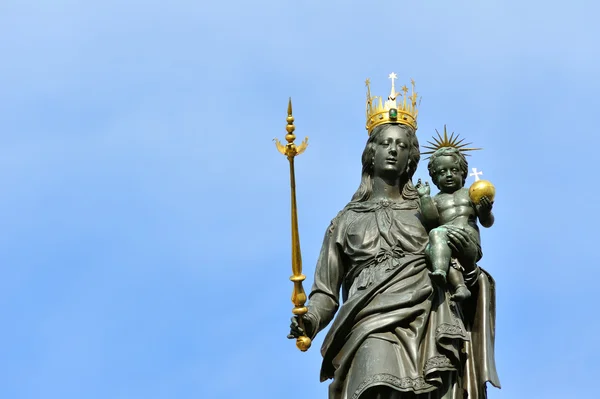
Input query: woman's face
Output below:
<box><xmin>372</xmin><ymin>125</ymin><xmax>411</xmax><ymax>180</ymax></box>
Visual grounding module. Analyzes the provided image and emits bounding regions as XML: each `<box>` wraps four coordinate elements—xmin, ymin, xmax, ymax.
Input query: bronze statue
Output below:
<box><xmin>278</xmin><ymin>74</ymin><xmax>500</xmax><ymax>398</ymax></box>
<box><xmin>415</xmin><ymin>146</ymin><xmax>494</xmax><ymax>302</ymax></box>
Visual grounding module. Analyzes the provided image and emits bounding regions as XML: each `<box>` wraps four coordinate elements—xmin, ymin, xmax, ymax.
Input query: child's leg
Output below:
<box><xmin>448</xmin><ymin>266</ymin><xmax>471</xmax><ymax>301</ymax></box>
<box><xmin>428</xmin><ymin>227</ymin><xmax>452</xmax><ymax>283</ymax></box>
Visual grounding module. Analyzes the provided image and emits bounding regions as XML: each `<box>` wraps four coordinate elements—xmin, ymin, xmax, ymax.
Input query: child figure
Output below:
<box><xmin>415</xmin><ymin>147</ymin><xmax>494</xmax><ymax>301</ymax></box>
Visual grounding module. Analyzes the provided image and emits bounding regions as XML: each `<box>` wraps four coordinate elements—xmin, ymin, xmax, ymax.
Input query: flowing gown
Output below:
<box><xmin>305</xmin><ymin>198</ymin><xmax>500</xmax><ymax>399</ymax></box>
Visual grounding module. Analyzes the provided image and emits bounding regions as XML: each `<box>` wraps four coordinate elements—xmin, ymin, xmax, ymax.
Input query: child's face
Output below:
<box><xmin>432</xmin><ymin>155</ymin><xmax>463</xmax><ymax>193</ymax></box>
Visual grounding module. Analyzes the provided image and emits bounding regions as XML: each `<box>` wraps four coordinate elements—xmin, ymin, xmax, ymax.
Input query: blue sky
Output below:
<box><xmin>0</xmin><ymin>1</ymin><xmax>598</xmax><ymax>398</ymax></box>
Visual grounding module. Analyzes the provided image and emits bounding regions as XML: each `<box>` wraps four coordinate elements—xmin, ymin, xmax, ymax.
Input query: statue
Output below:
<box><xmin>415</xmin><ymin>129</ymin><xmax>494</xmax><ymax>302</ymax></box>
<box><xmin>277</xmin><ymin>73</ymin><xmax>501</xmax><ymax>398</ymax></box>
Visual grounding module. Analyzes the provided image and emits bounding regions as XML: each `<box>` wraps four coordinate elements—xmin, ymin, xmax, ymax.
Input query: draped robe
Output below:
<box><xmin>304</xmin><ymin>198</ymin><xmax>500</xmax><ymax>399</ymax></box>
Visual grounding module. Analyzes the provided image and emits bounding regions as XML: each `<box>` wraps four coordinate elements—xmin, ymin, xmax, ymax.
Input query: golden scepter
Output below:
<box><xmin>275</xmin><ymin>98</ymin><xmax>311</xmax><ymax>352</ymax></box>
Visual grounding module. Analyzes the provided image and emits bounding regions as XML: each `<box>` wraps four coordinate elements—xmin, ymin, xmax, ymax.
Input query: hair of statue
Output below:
<box><xmin>351</xmin><ymin>123</ymin><xmax>420</xmax><ymax>202</ymax></box>
<box><xmin>427</xmin><ymin>147</ymin><xmax>469</xmax><ymax>186</ymax></box>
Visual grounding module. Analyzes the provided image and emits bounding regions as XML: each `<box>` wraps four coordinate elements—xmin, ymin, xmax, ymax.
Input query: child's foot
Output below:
<box><xmin>429</xmin><ymin>270</ymin><xmax>447</xmax><ymax>286</ymax></box>
<box><xmin>451</xmin><ymin>285</ymin><xmax>471</xmax><ymax>302</ymax></box>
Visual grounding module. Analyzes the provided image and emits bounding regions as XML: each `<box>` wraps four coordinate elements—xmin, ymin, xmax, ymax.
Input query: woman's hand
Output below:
<box><xmin>287</xmin><ymin>314</ymin><xmax>315</xmax><ymax>340</ymax></box>
<box><xmin>445</xmin><ymin>225</ymin><xmax>479</xmax><ymax>272</ymax></box>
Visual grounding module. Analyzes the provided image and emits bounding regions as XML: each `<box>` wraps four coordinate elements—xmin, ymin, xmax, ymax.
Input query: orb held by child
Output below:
<box><xmin>469</xmin><ymin>179</ymin><xmax>496</xmax><ymax>204</ymax></box>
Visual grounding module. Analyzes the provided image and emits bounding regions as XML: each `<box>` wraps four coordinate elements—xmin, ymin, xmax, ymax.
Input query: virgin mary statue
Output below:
<box><xmin>288</xmin><ymin>75</ymin><xmax>500</xmax><ymax>399</ymax></box>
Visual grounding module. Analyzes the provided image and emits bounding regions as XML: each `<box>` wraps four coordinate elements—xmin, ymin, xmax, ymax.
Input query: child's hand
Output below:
<box><xmin>476</xmin><ymin>196</ymin><xmax>493</xmax><ymax>214</ymax></box>
<box><xmin>415</xmin><ymin>179</ymin><xmax>431</xmax><ymax>197</ymax></box>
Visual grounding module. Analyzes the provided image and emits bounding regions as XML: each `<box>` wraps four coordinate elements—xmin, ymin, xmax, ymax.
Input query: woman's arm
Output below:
<box><xmin>289</xmin><ymin>217</ymin><xmax>345</xmax><ymax>340</ymax></box>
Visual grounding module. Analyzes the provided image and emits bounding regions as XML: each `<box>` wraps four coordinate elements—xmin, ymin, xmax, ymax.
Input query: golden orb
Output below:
<box><xmin>469</xmin><ymin>179</ymin><xmax>496</xmax><ymax>204</ymax></box>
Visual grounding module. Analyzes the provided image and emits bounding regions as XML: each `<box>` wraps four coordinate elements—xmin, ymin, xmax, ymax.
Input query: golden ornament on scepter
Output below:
<box><xmin>274</xmin><ymin>98</ymin><xmax>311</xmax><ymax>352</ymax></box>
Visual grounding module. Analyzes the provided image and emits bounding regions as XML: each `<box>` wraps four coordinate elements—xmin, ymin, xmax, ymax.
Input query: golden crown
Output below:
<box><xmin>365</xmin><ymin>73</ymin><xmax>419</xmax><ymax>134</ymax></box>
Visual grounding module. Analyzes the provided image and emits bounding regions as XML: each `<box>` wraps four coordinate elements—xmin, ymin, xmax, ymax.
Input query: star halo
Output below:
<box><xmin>421</xmin><ymin>125</ymin><xmax>482</xmax><ymax>159</ymax></box>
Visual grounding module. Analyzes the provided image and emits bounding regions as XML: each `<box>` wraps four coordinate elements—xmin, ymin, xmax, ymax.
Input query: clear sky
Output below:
<box><xmin>1</xmin><ymin>1</ymin><xmax>598</xmax><ymax>398</ymax></box>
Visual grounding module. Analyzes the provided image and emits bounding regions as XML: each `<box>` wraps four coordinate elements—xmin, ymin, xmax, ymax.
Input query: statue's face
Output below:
<box><xmin>432</xmin><ymin>155</ymin><xmax>463</xmax><ymax>193</ymax></box>
<box><xmin>372</xmin><ymin>126</ymin><xmax>410</xmax><ymax>180</ymax></box>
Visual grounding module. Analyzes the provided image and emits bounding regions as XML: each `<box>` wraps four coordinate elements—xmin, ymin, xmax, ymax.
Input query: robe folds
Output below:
<box><xmin>305</xmin><ymin>199</ymin><xmax>500</xmax><ymax>399</ymax></box>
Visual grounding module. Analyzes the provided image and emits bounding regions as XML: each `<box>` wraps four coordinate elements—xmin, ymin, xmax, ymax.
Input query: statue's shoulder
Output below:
<box><xmin>327</xmin><ymin>207</ymin><xmax>349</xmax><ymax>233</ymax></box>
<box><xmin>327</xmin><ymin>202</ymin><xmax>364</xmax><ymax>233</ymax></box>
<box><xmin>458</xmin><ymin>187</ymin><xmax>471</xmax><ymax>195</ymax></box>
<box><xmin>432</xmin><ymin>191</ymin><xmax>448</xmax><ymax>205</ymax></box>
<box><xmin>456</xmin><ymin>187</ymin><xmax>476</xmax><ymax>205</ymax></box>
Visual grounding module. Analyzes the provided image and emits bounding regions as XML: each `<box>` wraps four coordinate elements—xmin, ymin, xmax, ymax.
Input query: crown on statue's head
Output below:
<box><xmin>365</xmin><ymin>73</ymin><xmax>420</xmax><ymax>135</ymax></box>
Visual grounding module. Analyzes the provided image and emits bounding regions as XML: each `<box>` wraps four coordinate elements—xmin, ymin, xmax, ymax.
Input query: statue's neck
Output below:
<box><xmin>371</xmin><ymin>176</ymin><xmax>403</xmax><ymax>201</ymax></box>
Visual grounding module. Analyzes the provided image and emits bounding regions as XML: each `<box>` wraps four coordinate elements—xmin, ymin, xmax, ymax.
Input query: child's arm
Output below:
<box><xmin>415</xmin><ymin>179</ymin><xmax>439</xmax><ymax>226</ymax></box>
<box><xmin>420</xmin><ymin>195</ymin><xmax>440</xmax><ymax>225</ymax></box>
<box><xmin>476</xmin><ymin>196</ymin><xmax>494</xmax><ymax>227</ymax></box>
